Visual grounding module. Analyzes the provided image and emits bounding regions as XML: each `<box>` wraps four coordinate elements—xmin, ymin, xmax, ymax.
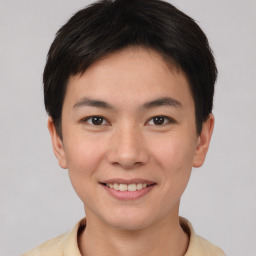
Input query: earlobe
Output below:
<box><xmin>193</xmin><ymin>114</ymin><xmax>214</xmax><ymax>168</ymax></box>
<box><xmin>47</xmin><ymin>117</ymin><xmax>68</xmax><ymax>169</ymax></box>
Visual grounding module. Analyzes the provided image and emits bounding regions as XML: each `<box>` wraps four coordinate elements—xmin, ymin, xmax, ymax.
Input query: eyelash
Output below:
<box><xmin>80</xmin><ymin>115</ymin><xmax>176</xmax><ymax>126</ymax></box>
<box><xmin>147</xmin><ymin>116</ymin><xmax>175</xmax><ymax>126</ymax></box>
<box><xmin>81</xmin><ymin>116</ymin><xmax>109</xmax><ymax>126</ymax></box>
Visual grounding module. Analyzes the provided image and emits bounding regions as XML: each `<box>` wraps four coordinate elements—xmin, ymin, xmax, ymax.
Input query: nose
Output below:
<box><xmin>106</xmin><ymin>124</ymin><xmax>150</xmax><ymax>169</ymax></box>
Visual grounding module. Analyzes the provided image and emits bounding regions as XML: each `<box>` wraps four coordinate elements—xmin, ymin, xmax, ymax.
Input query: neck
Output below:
<box><xmin>78</xmin><ymin>211</ymin><xmax>189</xmax><ymax>256</ymax></box>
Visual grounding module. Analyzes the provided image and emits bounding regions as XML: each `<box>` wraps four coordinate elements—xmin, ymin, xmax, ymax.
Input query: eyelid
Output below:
<box><xmin>146</xmin><ymin>115</ymin><xmax>176</xmax><ymax>125</ymax></box>
<box><xmin>79</xmin><ymin>115</ymin><xmax>176</xmax><ymax>126</ymax></box>
<box><xmin>80</xmin><ymin>115</ymin><xmax>110</xmax><ymax>125</ymax></box>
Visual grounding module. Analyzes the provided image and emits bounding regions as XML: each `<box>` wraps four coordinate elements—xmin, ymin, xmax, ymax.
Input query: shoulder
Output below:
<box><xmin>22</xmin><ymin>232</ymin><xmax>67</xmax><ymax>256</ymax></box>
<box><xmin>180</xmin><ymin>217</ymin><xmax>226</xmax><ymax>256</ymax></box>
<box><xmin>22</xmin><ymin>219</ymin><xmax>85</xmax><ymax>256</ymax></box>
<box><xmin>190</xmin><ymin>234</ymin><xmax>226</xmax><ymax>256</ymax></box>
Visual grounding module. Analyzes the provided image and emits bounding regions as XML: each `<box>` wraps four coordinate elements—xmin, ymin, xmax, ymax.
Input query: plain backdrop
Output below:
<box><xmin>0</xmin><ymin>0</ymin><xmax>255</xmax><ymax>255</ymax></box>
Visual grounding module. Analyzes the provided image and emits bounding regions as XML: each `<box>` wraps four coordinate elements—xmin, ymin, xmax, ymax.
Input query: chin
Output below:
<box><xmin>110</xmin><ymin>219</ymin><xmax>150</xmax><ymax>231</ymax></box>
<box><xmin>105</xmin><ymin>209</ymin><xmax>155</xmax><ymax>231</ymax></box>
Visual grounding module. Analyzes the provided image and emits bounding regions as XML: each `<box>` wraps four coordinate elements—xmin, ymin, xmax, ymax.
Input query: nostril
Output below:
<box><xmin>106</xmin><ymin>135</ymin><xmax>150</xmax><ymax>167</ymax></box>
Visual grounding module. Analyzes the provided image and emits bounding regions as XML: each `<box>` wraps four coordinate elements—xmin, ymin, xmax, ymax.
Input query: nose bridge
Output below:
<box><xmin>107</xmin><ymin>122</ymin><xmax>149</xmax><ymax>168</ymax></box>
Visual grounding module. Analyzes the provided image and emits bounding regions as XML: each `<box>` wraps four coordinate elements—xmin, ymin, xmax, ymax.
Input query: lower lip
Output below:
<box><xmin>101</xmin><ymin>184</ymin><xmax>155</xmax><ymax>200</ymax></box>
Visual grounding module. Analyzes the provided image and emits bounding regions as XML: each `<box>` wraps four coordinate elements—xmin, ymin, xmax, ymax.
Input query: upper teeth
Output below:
<box><xmin>106</xmin><ymin>183</ymin><xmax>148</xmax><ymax>191</ymax></box>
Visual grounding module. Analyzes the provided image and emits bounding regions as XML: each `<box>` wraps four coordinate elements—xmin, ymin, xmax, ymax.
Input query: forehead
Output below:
<box><xmin>64</xmin><ymin>46</ymin><xmax>194</xmax><ymax>110</ymax></box>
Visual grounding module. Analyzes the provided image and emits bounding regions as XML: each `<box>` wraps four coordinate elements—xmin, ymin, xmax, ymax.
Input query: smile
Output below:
<box><xmin>105</xmin><ymin>183</ymin><xmax>149</xmax><ymax>191</ymax></box>
<box><xmin>100</xmin><ymin>181</ymin><xmax>156</xmax><ymax>200</ymax></box>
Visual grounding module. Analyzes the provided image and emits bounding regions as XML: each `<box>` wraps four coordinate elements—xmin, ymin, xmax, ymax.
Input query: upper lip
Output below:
<box><xmin>100</xmin><ymin>178</ymin><xmax>156</xmax><ymax>185</ymax></box>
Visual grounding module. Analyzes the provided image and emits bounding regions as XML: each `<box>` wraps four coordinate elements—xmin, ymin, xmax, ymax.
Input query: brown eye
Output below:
<box><xmin>147</xmin><ymin>116</ymin><xmax>174</xmax><ymax>126</ymax></box>
<box><xmin>84</xmin><ymin>116</ymin><xmax>108</xmax><ymax>125</ymax></box>
<box><xmin>152</xmin><ymin>116</ymin><xmax>165</xmax><ymax>125</ymax></box>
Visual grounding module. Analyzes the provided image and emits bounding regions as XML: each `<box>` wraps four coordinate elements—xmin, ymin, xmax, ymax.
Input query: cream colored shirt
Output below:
<box><xmin>23</xmin><ymin>217</ymin><xmax>226</xmax><ymax>256</ymax></box>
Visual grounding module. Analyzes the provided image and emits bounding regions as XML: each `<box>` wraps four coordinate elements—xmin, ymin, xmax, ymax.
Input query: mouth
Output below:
<box><xmin>100</xmin><ymin>182</ymin><xmax>155</xmax><ymax>192</ymax></box>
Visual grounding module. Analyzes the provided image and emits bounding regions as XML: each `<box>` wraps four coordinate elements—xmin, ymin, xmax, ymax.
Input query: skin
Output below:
<box><xmin>48</xmin><ymin>46</ymin><xmax>214</xmax><ymax>256</ymax></box>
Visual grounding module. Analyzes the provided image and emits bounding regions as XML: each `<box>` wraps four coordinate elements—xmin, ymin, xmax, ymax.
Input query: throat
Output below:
<box><xmin>78</xmin><ymin>217</ymin><xmax>189</xmax><ymax>256</ymax></box>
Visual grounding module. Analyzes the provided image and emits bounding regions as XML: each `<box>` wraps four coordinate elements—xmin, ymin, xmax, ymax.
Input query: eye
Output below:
<box><xmin>82</xmin><ymin>116</ymin><xmax>109</xmax><ymax>125</ymax></box>
<box><xmin>147</xmin><ymin>116</ymin><xmax>174</xmax><ymax>126</ymax></box>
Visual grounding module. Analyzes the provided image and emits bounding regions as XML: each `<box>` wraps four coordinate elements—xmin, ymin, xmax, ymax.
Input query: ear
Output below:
<box><xmin>47</xmin><ymin>117</ymin><xmax>67</xmax><ymax>169</ymax></box>
<box><xmin>193</xmin><ymin>114</ymin><xmax>214</xmax><ymax>168</ymax></box>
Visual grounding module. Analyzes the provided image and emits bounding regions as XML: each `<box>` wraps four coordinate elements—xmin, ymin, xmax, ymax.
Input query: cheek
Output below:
<box><xmin>151</xmin><ymin>134</ymin><xmax>196</xmax><ymax>172</ymax></box>
<box><xmin>145</xmin><ymin>135</ymin><xmax>195</xmax><ymax>219</ymax></box>
<box><xmin>150</xmin><ymin>133</ymin><xmax>196</xmax><ymax>196</ymax></box>
<box><xmin>64</xmin><ymin>132</ymin><xmax>105</xmax><ymax>171</ymax></box>
<box><xmin>63</xmin><ymin>135</ymin><xmax>106</xmax><ymax>198</ymax></box>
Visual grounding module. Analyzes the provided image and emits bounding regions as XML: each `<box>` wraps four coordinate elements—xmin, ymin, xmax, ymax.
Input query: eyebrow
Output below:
<box><xmin>73</xmin><ymin>97</ymin><xmax>114</xmax><ymax>109</ymax></box>
<box><xmin>142</xmin><ymin>97</ymin><xmax>183</xmax><ymax>109</ymax></box>
<box><xmin>73</xmin><ymin>97</ymin><xmax>182</xmax><ymax>110</ymax></box>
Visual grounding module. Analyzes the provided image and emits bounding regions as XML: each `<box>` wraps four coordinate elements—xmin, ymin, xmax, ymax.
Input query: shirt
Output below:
<box><xmin>22</xmin><ymin>217</ymin><xmax>226</xmax><ymax>256</ymax></box>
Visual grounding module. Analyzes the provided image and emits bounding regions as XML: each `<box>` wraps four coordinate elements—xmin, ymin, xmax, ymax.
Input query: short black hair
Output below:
<box><xmin>44</xmin><ymin>0</ymin><xmax>217</xmax><ymax>137</ymax></box>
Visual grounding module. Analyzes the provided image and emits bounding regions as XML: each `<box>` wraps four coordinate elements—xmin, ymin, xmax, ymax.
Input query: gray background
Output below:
<box><xmin>0</xmin><ymin>0</ymin><xmax>255</xmax><ymax>255</ymax></box>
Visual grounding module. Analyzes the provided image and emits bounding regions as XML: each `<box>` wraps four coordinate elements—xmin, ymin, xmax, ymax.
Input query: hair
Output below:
<box><xmin>43</xmin><ymin>0</ymin><xmax>217</xmax><ymax>137</ymax></box>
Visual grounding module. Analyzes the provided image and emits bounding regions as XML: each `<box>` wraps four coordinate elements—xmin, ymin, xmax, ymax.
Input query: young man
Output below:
<box><xmin>23</xmin><ymin>0</ymin><xmax>226</xmax><ymax>255</ymax></box>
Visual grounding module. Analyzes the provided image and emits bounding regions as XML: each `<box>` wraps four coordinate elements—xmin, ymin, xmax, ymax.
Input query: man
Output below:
<box><xmin>23</xmin><ymin>0</ymin><xmax>226</xmax><ymax>255</ymax></box>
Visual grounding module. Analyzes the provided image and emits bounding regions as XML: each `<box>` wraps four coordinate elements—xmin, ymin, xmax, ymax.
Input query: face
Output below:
<box><xmin>48</xmin><ymin>47</ymin><xmax>214</xmax><ymax>231</ymax></box>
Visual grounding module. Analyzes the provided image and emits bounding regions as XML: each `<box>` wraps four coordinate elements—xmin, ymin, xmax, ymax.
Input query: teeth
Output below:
<box><xmin>105</xmin><ymin>183</ymin><xmax>149</xmax><ymax>191</ymax></box>
<box><xmin>119</xmin><ymin>184</ymin><xmax>127</xmax><ymax>191</ymax></box>
<box><xmin>128</xmin><ymin>184</ymin><xmax>136</xmax><ymax>191</ymax></box>
<box><xmin>137</xmin><ymin>183</ymin><xmax>143</xmax><ymax>190</ymax></box>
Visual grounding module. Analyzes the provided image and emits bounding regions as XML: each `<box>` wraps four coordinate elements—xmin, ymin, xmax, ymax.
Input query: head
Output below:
<box><xmin>44</xmin><ymin>0</ymin><xmax>217</xmax><ymax>138</ymax></box>
<box><xmin>45</xmin><ymin>0</ymin><xmax>216</xmax><ymax>230</ymax></box>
